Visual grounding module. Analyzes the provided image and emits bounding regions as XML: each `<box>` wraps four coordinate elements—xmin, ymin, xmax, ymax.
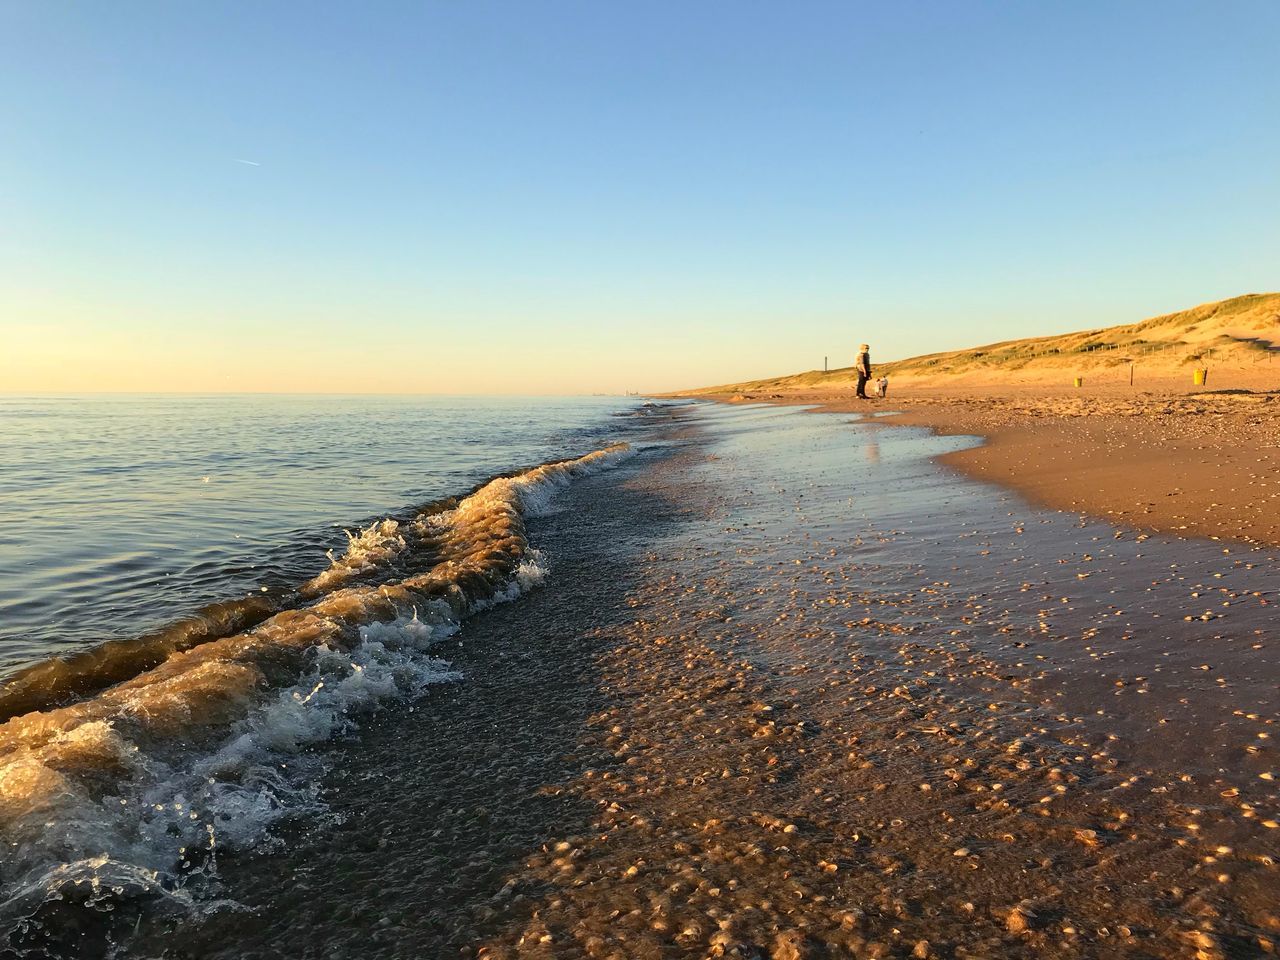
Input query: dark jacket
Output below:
<box><xmin>857</xmin><ymin>351</ymin><xmax>872</xmax><ymax>377</ymax></box>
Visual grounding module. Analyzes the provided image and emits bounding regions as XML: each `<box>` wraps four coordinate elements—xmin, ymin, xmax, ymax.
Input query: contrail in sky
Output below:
<box><xmin>233</xmin><ymin>159</ymin><xmax>261</xmax><ymax>166</ymax></box>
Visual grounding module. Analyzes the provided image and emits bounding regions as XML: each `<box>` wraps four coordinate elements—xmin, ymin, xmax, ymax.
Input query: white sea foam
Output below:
<box><xmin>302</xmin><ymin>518</ymin><xmax>408</xmax><ymax>595</ymax></box>
<box><xmin>0</xmin><ymin>614</ymin><xmax>460</xmax><ymax>920</ymax></box>
<box><xmin>513</xmin><ymin>443</ymin><xmax>634</xmax><ymax>518</ymax></box>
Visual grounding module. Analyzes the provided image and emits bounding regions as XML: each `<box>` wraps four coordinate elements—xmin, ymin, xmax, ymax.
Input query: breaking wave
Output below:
<box><xmin>302</xmin><ymin>518</ymin><xmax>409</xmax><ymax>596</ymax></box>
<box><xmin>0</xmin><ymin>442</ymin><xmax>632</xmax><ymax>942</ymax></box>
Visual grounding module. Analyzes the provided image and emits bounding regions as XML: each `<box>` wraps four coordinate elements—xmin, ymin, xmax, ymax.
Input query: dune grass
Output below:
<box><xmin>677</xmin><ymin>293</ymin><xmax>1280</xmax><ymax>395</ymax></box>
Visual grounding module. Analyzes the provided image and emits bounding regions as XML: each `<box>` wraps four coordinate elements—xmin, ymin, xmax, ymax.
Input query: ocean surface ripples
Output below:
<box><xmin>0</xmin><ymin>394</ymin><xmax>638</xmax><ymax>673</ymax></box>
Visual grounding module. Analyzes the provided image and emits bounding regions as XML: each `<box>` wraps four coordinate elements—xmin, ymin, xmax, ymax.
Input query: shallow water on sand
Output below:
<box><xmin>440</xmin><ymin>403</ymin><xmax>1277</xmax><ymax>959</ymax></box>
<box><xmin>694</xmin><ymin>403</ymin><xmax>1279</xmax><ymax>778</ymax></box>
<box><xmin>8</xmin><ymin>401</ymin><xmax>1279</xmax><ymax>958</ymax></box>
<box><xmin>0</xmin><ymin>394</ymin><xmax>635</xmax><ymax>674</ymax></box>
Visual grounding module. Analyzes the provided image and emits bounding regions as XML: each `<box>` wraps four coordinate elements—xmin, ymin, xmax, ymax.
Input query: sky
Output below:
<box><xmin>2</xmin><ymin>2</ymin><xmax>1278</xmax><ymax>394</ymax></box>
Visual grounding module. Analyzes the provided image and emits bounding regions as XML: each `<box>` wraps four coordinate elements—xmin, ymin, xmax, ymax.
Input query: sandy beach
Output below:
<box><xmin>113</xmin><ymin>403</ymin><xmax>1279</xmax><ymax>960</ymax></box>
<box><xmin>688</xmin><ymin>382</ymin><xmax>1280</xmax><ymax>551</ymax></box>
<box><xmin>675</xmin><ymin>294</ymin><xmax>1280</xmax><ymax>551</ymax></box>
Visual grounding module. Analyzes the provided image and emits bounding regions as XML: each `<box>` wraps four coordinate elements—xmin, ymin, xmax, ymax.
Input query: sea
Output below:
<box><xmin>0</xmin><ymin>394</ymin><xmax>643</xmax><ymax>674</ymax></box>
<box><xmin>0</xmin><ymin>393</ymin><xmax>651</xmax><ymax>949</ymax></box>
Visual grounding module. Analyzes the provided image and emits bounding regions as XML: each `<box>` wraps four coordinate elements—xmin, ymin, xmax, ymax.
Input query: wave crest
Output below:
<box><xmin>0</xmin><ymin>441</ymin><xmax>632</xmax><ymax>934</ymax></box>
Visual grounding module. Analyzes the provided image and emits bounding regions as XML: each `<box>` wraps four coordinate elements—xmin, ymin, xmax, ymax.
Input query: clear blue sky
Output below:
<box><xmin>2</xmin><ymin>1</ymin><xmax>1277</xmax><ymax>393</ymax></box>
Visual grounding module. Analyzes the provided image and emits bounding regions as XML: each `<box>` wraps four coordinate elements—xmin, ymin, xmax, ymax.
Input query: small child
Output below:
<box><xmin>876</xmin><ymin>376</ymin><xmax>889</xmax><ymax>398</ymax></box>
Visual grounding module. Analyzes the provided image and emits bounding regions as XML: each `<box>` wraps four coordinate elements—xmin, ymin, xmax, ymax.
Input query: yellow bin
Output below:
<box><xmin>1193</xmin><ymin>368</ymin><xmax>1208</xmax><ymax>386</ymax></box>
<box><xmin>1073</xmin><ymin>377</ymin><xmax>1083</xmax><ymax>388</ymax></box>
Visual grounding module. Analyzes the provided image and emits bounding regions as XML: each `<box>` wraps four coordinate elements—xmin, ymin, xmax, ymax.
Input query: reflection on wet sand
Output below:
<box><xmin>128</xmin><ymin>405</ymin><xmax>1279</xmax><ymax>958</ymax></box>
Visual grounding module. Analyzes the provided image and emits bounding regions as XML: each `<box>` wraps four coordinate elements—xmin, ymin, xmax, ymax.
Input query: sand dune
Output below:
<box><xmin>682</xmin><ymin>293</ymin><xmax>1280</xmax><ymax>394</ymax></box>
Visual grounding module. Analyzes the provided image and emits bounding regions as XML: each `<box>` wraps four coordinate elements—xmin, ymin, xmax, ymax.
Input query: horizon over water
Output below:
<box><xmin>0</xmin><ymin>393</ymin><xmax>642</xmax><ymax>675</ymax></box>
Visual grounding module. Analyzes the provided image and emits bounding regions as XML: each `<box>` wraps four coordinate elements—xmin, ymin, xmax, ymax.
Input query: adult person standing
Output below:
<box><xmin>855</xmin><ymin>343</ymin><xmax>872</xmax><ymax>399</ymax></box>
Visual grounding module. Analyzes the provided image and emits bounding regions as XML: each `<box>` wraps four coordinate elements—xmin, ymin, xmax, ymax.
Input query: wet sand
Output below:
<box><xmin>698</xmin><ymin>386</ymin><xmax>1280</xmax><ymax>549</ymax></box>
<box><xmin>120</xmin><ymin>405</ymin><xmax>1279</xmax><ymax>960</ymax></box>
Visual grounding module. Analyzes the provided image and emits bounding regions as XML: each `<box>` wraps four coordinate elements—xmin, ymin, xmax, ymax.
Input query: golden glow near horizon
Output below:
<box><xmin>1</xmin><ymin>300</ymin><xmax>836</xmax><ymax>395</ymax></box>
<box><xmin>5</xmin><ymin>291</ymin><xmax>1276</xmax><ymax>395</ymax></box>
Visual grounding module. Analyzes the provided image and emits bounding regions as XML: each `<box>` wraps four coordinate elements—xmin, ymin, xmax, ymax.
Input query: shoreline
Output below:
<box><xmin>115</xmin><ymin>403</ymin><xmax>1280</xmax><ymax>959</ymax></box>
<box><xmin>674</xmin><ymin>385</ymin><xmax>1280</xmax><ymax>549</ymax></box>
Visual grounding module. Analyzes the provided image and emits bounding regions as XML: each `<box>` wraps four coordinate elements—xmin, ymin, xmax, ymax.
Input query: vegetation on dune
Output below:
<box><xmin>678</xmin><ymin>293</ymin><xmax>1280</xmax><ymax>395</ymax></box>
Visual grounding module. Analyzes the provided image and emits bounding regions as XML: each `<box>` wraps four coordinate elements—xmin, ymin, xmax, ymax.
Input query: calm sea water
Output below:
<box><xmin>0</xmin><ymin>394</ymin><xmax>639</xmax><ymax>675</ymax></box>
